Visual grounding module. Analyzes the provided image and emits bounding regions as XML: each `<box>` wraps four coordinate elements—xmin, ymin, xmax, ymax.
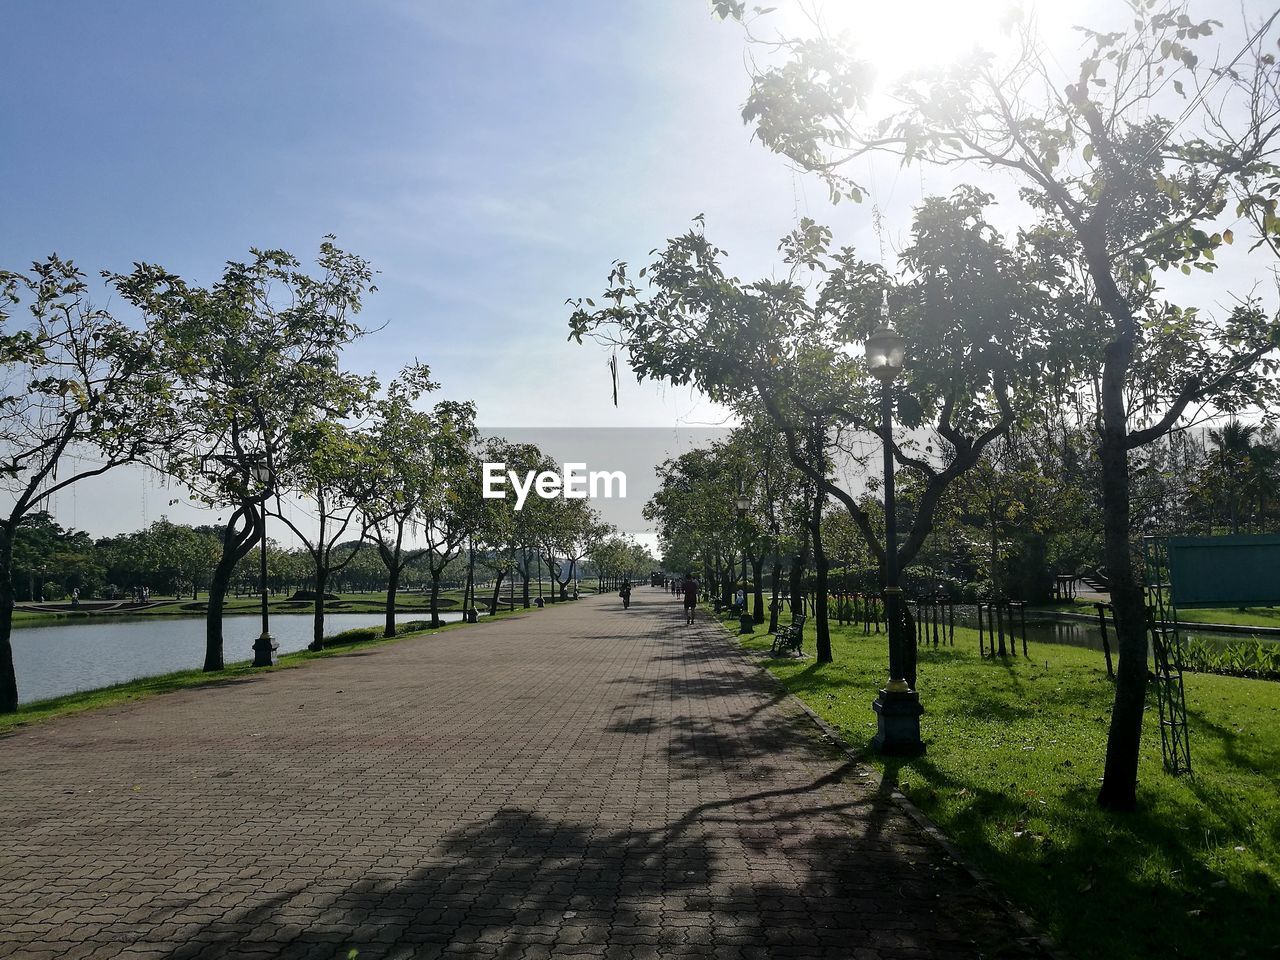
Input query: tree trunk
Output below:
<box><xmin>751</xmin><ymin>554</ymin><xmax>765</xmax><ymax>624</ymax></box>
<box><xmin>205</xmin><ymin>574</ymin><xmax>229</xmax><ymax>671</ymax></box>
<box><xmin>310</xmin><ymin>566</ymin><xmax>328</xmax><ymax>651</ymax></box>
<box><xmin>429</xmin><ymin>574</ymin><xmax>443</xmax><ymax>628</ymax></box>
<box><xmin>991</xmin><ymin>508</ymin><xmax>1007</xmax><ymax>657</ymax></box>
<box><xmin>0</xmin><ymin>528</ymin><xmax>18</xmax><ymax>713</ymax></box>
<box><xmin>384</xmin><ymin>561</ymin><xmax>401</xmax><ymax>638</ymax></box>
<box><xmin>489</xmin><ymin>570</ymin><xmax>506</xmax><ymax>614</ymax></box>
<box><xmin>768</xmin><ymin>558</ymin><xmax>782</xmax><ymax>633</ymax></box>
<box><xmin>1097</xmin><ymin>350</ymin><xmax>1148</xmax><ymax>812</ymax></box>
<box><xmin>206</xmin><ymin>507</ymin><xmax>257</xmax><ymax>672</ymax></box>
<box><xmin>810</xmin><ymin>495</ymin><xmax>832</xmax><ymax>664</ymax></box>
<box><xmin>464</xmin><ymin>541</ymin><xmax>476</xmax><ymax>611</ymax></box>
<box><xmin>381</xmin><ymin>525</ymin><xmax>405</xmax><ymax>638</ymax></box>
<box><xmin>790</xmin><ymin>552</ymin><xmax>807</xmax><ymax>616</ymax></box>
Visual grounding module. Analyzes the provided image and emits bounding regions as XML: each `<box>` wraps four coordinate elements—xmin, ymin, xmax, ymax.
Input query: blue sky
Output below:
<box><xmin>1</xmin><ymin>0</ymin><xmax>807</xmax><ymax>434</ymax></box>
<box><xmin>4</xmin><ymin>0</ymin><xmax>1276</xmax><ymax>540</ymax></box>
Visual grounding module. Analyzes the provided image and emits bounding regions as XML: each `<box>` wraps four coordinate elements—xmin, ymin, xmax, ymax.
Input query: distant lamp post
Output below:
<box><xmin>865</xmin><ymin>308</ymin><xmax>924</xmax><ymax>755</ymax></box>
<box><xmin>735</xmin><ymin>485</ymin><xmax>754</xmax><ymax>635</ymax></box>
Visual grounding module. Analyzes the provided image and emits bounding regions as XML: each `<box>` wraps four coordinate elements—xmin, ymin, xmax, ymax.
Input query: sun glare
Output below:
<box><xmin>778</xmin><ymin>0</ymin><xmax>1025</xmax><ymax>87</ymax></box>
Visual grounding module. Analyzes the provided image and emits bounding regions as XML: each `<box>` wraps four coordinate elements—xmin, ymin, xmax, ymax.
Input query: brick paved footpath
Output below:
<box><xmin>0</xmin><ymin>589</ymin><xmax>1051</xmax><ymax>960</ymax></box>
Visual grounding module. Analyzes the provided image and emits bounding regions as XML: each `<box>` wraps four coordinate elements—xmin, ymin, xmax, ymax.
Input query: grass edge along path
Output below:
<box><xmin>721</xmin><ymin>609</ymin><xmax>1280</xmax><ymax>960</ymax></box>
<box><xmin>0</xmin><ymin>605</ymin><xmax>532</xmax><ymax>736</ymax></box>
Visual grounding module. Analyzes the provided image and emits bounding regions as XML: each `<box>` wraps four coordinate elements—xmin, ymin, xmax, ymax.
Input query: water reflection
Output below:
<box><xmin>1024</xmin><ymin>617</ymin><xmax>1115</xmax><ymax>652</ymax></box>
<box><xmin>11</xmin><ymin>612</ymin><xmax>469</xmax><ymax>705</ymax></box>
<box><xmin>943</xmin><ymin>607</ymin><xmax>1278</xmax><ymax>655</ymax></box>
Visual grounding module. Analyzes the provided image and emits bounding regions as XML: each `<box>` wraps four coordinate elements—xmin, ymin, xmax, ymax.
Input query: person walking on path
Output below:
<box><xmin>682</xmin><ymin>572</ymin><xmax>699</xmax><ymax>625</ymax></box>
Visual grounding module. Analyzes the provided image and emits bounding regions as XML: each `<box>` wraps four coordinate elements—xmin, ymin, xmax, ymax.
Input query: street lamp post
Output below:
<box><xmin>250</xmin><ymin>462</ymin><xmax>276</xmax><ymax>667</ymax></box>
<box><xmin>865</xmin><ymin>315</ymin><xmax>925</xmax><ymax>755</ymax></box>
<box><xmin>736</xmin><ymin>485</ymin><xmax>753</xmax><ymax>634</ymax></box>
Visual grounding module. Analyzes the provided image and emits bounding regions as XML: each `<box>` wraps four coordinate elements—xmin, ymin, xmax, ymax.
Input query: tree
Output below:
<box><xmin>538</xmin><ymin>499</ymin><xmax>611</xmax><ymax>601</ymax></box>
<box><xmin>12</xmin><ymin>512</ymin><xmax>104</xmax><ymax>601</ymax></box>
<box><xmin>735</xmin><ymin>421</ymin><xmax>809</xmax><ymax>631</ymax></box>
<box><xmin>571</xmin><ymin>194</ymin><xmax>1067</xmax><ymax>670</ymax></box>
<box><xmin>471</xmin><ymin>438</ymin><xmax>542</xmax><ymax>615</ymax></box>
<box><xmin>416</xmin><ymin>407</ymin><xmax>480</xmax><ymax>627</ymax></box>
<box><xmin>645</xmin><ymin>447</ymin><xmax>742</xmax><ymax>610</ymax></box>
<box><xmin>273</xmin><ymin>420</ymin><xmax>374</xmax><ymax>650</ymax></box>
<box><xmin>0</xmin><ymin>257</ymin><xmax>170</xmax><ymax>712</ymax></box>
<box><xmin>98</xmin><ymin>518</ymin><xmax>223</xmax><ymax>599</ymax></box>
<box><xmin>488</xmin><ymin>442</ymin><xmax>559</xmax><ymax>609</ymax></box>
<box><xmin>361</xmin><ymin>366</ymin><xmax>448</xmax><ymax>637</ymax></box>
<box><xmin>1207</xmin><ymin>420</ymin><xmax>1260</xmax><ymax>533</ymax></box>
<box><xmin>713</xmin><ymin>0</ymin><xmax>1280</xmax><ymax>810</ymax></box>
<box><xmin>112</xmin><ymin>238</ymin><xmax>375</xmax><ymax>672</ymax></box>
<box><xmin>589</xmin><ymin>535</ymin><xmax>652</xmax><ymax>590</ymax></box>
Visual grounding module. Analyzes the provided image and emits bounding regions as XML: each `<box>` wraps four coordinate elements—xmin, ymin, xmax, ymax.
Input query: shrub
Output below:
<box><xmin>1181</xmin><ymin>636</ymin><xmax>1280</xmax><ymax>681</ymax></box>
<box><xmin>323</xmin><ymin>626</ymin><xmax>381</xmax><ymax>648</ymax></box>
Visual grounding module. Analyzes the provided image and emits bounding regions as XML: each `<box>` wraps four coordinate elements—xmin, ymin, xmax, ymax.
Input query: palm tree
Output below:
<box><xmin>1208</xmin><ymin>420</ymin><xmax>1259</xmax><ymax>534</ymax></box>
<box><xmin>1246</xmin><ymin>439</ymin><xmax>1280</xmax><ymax>530</ymax></box>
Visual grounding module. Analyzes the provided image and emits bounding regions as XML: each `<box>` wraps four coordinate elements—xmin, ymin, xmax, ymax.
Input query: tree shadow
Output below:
<box><xmin>871</xmin><ymin>749</ymin><xmax>1280</xmax><ymax>960</ymax></box>
<box><xmin>155</xmin><ymin>764</ymin><xmax>1049</xmax><ymax>960</ymax></box>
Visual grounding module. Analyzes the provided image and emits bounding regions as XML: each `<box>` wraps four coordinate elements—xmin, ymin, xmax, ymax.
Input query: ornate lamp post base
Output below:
<box><xmin>872</xmin><ymin>687</ymin><xmax>925</xmax><ymax>756</ymax></box>
<box><xmin>253</xmin><ymin>631</ymin><xmax>277</xmax><ymax>668</ymax></box>
<box><xmin>738</xmin><ymin>611</ymin><xmax>755</xmax><ymax>634</ymax></box>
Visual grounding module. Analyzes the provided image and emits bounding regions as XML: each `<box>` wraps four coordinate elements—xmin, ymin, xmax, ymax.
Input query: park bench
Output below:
<box><xmin>770</xmin><ymin>615</ymin><xmax>807</xmax><ymax>656</ymax></box>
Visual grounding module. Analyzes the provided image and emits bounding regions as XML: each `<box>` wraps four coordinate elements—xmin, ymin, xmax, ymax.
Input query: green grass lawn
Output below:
<box><xmin>1176</xmin><ymin>607</ymin><xmax>1280</xmax><ymax>629</ymax></box>
<box><xmin>0</xmin><ymin>605</ymin><xmax>530</xmax><ymax>736</ymax></box>
<box><xmin>728</xmin><ymin>612</ymin><xmax>1280</xmax><ymax>960</ymax></box>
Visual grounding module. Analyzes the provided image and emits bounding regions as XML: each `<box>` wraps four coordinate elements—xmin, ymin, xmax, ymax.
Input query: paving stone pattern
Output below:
<box><xmin>0</xmin><ymin>589</ymin><xmax>1051</xmax><ymax>959</ymax></box>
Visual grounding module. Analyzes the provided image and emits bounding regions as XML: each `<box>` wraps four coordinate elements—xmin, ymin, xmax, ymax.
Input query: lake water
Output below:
<box><xmin>914</xmin><ymin>607</ymin><xmax>1276</xmax><ymax>655</ymax></box>
<box><xmin>11</xmin><ymin>612</ymin><xmax>468</xmax><ymax>705</ymax></box>
<box><xmin>1024</xmin><ymin>614</ymin><xmax>1276</xmax><ymax>653</ymax></box>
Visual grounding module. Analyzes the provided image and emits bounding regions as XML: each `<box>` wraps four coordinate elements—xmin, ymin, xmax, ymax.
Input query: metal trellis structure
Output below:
<box><xmin>1142</xmin><ymin>537</ymin><xmax>1192</xmax><ymax>776</ymax></box>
